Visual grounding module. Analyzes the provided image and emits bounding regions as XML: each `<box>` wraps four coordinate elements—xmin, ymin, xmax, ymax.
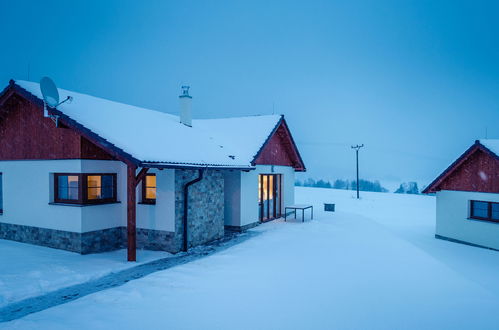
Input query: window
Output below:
<box><xmin>470</xmin><ymin>200</ymin><xmax>499</xmax><ymax>222</ymax></box>
<box><xmin>0</xmin><ymin>173</ymin><xmax>3</xmax><ymax>214</ymax></box>
<box><xmin>54</xmin><ymin>173</ymin><xmax>117</xmax><ymax>205</ymax></box>
<box><xmin>141</xmin><ymin>174</ymin><xmax>156</xmax><ymax>204</ymax></box>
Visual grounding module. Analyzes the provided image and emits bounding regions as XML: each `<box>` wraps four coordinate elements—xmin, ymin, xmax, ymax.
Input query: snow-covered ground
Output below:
<box><xmin>3</xmin><ymin>187</ymin><xmax>499</xmax><ymax>329</ymax></box>
<box><xmin>0</xmin><ymin>241</ymin><xmax>169</xmax><ymax>308</ymax></box>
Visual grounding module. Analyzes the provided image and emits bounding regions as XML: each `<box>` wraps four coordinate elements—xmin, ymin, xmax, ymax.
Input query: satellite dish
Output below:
<box><xmin>40</xmin><ymin>77</ymin><xmax>59</xmax><ymax>108</ymax></box>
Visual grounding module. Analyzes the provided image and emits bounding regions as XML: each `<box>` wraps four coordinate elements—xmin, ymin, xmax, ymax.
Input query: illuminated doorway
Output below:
<box><xmin>258</xmin><ymin>174</ymin><xmax>282</xmax><ymax>222</ymax></box>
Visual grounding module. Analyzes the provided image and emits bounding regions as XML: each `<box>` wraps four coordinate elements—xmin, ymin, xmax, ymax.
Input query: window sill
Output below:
<box><xmin>49</xmin><ymin>202</ymin><xmax>121</xmax><ymax>207</ymax></box>
<box><xmin>467</xmin><ymin>217</ymin><xmax>499</xmax><ymax>224</ymax></box>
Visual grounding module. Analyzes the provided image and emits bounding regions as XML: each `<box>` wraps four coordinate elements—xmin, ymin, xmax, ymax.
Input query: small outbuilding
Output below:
<box><xmin>423</xmin><ymin>140</ymin><xmax>499</xmax><ymax>251</ymax></box>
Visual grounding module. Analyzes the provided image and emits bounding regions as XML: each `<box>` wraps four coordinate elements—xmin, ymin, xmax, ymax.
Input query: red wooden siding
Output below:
<box><xmin>254</xmin><ymin>120</ymin><xmax>305</xmax><ymax>171</ymax></box>
<box><xmin>0</xmin><ymin>91</ymin><xmax>114</xmax><ymax>161</ymax></box>
<box><xmin>426</xmin><ymin>147</ymin><xmax>499</xmax><ymax>193</ymax></box>
<box><xmin>81</xmin><ymin>137</ymin><xmax>115</xmax><ymax>160</ymax></box>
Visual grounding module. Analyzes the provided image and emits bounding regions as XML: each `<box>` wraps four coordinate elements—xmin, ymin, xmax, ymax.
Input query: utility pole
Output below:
<box><xmin>351</xmin><ymin>144</ymin><xmax>364</xmax><ymax>199</ymax></box>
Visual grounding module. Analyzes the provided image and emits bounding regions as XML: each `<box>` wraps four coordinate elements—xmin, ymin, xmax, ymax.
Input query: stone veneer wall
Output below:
<box><xmin>0</xmin><ymin>222</ymin><xmax>82</xmax><ymax>252</ymax></box>
<box><xmin>174</xmin><ymin>169</ymin><xmax>225</xmax><ymax>250</ymax></box>
<box><xmin>0</xmin><ymin>222</ymin><xmax>178</xmax><ymax>254</ymax></box>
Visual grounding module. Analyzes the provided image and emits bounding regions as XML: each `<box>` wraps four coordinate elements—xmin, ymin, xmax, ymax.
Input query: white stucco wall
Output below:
<box><xmin>136</xmin><ymin>168</ymin><xmax>175</xmax><ymax>232</ymax></box>
<box><xmin>0</xmin><ymin>160</ymin><xmax>84</xmax><ymax>232</ymax></box>
<box><xmin>224</xmin><ymin>165</ymin><xmax>296</xmax><ymax>227</ymax></box>
<box><xmin>0</xmin><ymin>160</ymin><xmax>176</xmax><ymax>233</ymax></box>
<box><xmin>223</xmin><ymin>171</ymin><xmax>241</xmax><ymax>227</ymax></box>
<box><xmin>436</xmin><ymin>190</ymin><xmax>499</xmax><ymax>250</ymax></box>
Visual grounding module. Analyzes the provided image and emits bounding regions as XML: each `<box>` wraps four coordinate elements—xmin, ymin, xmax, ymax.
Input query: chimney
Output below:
<box><xmin>179</xmin><ymin>85</ymin><xmax>192</xmax><ymax>127</ymax></box>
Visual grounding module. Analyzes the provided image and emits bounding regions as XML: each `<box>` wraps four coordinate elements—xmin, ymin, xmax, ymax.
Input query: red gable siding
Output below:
<box><xmin>0</xmin><ymin>93</ymin><xmax>114</xmax><ymax>161</ymax></box>
<box><xmin>425</xmin><ymin>146</ymin><xmax>499</xmax><ymax>193</ymax></box>
<box><xmin>254</xmin><ymin>120</ymin><xmax>305</xmax><ymax>171</ymax></box>
<box><xmin>254</xmin><ymin>125</ymin><xmax>293</xmax><ymax>166</ymax></box>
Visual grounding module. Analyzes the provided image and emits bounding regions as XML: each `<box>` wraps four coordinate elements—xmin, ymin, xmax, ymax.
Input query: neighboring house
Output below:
<box><xmin>0</xmin><ymin>80</ymin><xmax>305</xmax><ymax>260</ymax></box>
<box><xmin>423</xmin><ymin>140</ymin><xmax>499</xmax><ymax>251</ymax></box>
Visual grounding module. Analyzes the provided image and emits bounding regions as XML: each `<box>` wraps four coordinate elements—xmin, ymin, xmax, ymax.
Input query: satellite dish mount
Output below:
<box><xmin>39</xmin><ymin>77</ymin><xmax>73</xmax><ymax>126</ymax></box>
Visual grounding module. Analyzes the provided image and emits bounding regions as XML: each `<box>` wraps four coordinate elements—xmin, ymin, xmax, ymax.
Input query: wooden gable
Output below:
<box><xmin>0</xmin><ymin>87</ymin><xmax>114</xmax><ymax>161</ymax></box>
<box><xmin>423</xmin><ymin>142</ymin><xmax>499</xmax><ymax>194</ymax></box>
<box><xmin>253</xmin><ymin>118</ymin><xmax>305</xmax><ymax>171</ymax></box>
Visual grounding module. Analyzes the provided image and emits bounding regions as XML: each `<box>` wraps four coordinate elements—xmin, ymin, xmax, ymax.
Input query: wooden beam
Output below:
<box><xmin>127</xmin><ymin>164</ymin><xmax>137</xmax><ymax>262</ymax></box>
<box><xmin>135</xmin><ymin>167</ymin><xmax>149</xmax><ymax>186</ymax></box>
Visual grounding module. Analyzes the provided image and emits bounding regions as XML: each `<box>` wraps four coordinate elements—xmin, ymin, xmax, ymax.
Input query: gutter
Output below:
<box><xmin>182</xmin><ymin>169</ymin><xmax>205</xmax><ymax>252</ymax></box>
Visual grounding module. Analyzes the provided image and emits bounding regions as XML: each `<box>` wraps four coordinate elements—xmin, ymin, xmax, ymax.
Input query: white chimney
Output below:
<box><xmin>179</xmin><ymin>85</ymin><xmax>192</xmax><ymax>127</ymax></box>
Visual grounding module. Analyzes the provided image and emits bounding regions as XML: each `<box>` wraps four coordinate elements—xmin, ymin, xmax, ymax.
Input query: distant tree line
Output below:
<box><xmin>394</xmin><ymin>182</ymin><xmax>419</xmax><ymax>194</ymax></box>
<box><xmin>295</xmin><ymin>178</ymin><xmax>388</xmax><ymax>193</ymax></box>
<box><xmin>295</xmin><ymin>179</ymin><xmax>421</xmax><ymax>194</ymax></box>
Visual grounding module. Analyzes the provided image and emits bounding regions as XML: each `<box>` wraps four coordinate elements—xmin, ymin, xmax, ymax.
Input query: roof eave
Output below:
<box><xmin>141</xmin><ymin>162</ymin><xmax>255</xmax><ymax>171</ymax></box>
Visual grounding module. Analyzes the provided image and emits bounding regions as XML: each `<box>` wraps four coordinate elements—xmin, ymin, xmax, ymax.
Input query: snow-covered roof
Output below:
<box><xmin>12</xmin><ymin>80</ymin><xmax>283</xmax><ymax>169</ymax></box>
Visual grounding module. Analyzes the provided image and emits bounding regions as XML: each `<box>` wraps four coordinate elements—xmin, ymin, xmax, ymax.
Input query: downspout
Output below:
<box><xmin>182</xmin><ymin>169</ymin><xmax>205</xmax><ymax>252</ymax></box>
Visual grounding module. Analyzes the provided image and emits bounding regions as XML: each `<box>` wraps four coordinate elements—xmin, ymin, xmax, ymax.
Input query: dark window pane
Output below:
<box><xmin>472</xmin><ymin>201</ymin><xmax>488</xmax><ymax>218</ymax></box>
<box><xmin>59</xmin><ymin>175</ymin><xmax>69</xmax><ymax>188</ymax></box>
<box><xmin>57</xmin><ymin>175</ymin><xmax>79</xmax><ymax>201</ymax></box>
<box><xmin>102</xmin><ymin>185</ymin><xmax>114</xmax><ymax>199</ymax></box>
<box><xmin>492</xmin><ymin>203</ymin><xmax>499</xmax><ymax>220</ymax></box>
<box><xmin>58</xmin><ymin>186</ymin><xmax>68</xmax><ymax>199</ymax></box>
<box><xmin>102</xmin><ymin>175</ymin><xmax>113</xmax><ymax>187</ymax></box>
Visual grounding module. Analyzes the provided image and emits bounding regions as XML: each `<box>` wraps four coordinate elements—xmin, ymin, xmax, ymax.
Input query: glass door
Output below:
<box><xmin>259</xmin><ymin>174</ymin><xmax>282</xmax><ymax>222</ymax></box>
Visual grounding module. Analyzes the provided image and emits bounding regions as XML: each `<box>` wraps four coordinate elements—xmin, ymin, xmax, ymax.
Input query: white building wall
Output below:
<box><xmin>223</xmin><ymin>171</ymin><xmax>241</xmax><ymax>227</ymax></box>
<box><xmin>225</xmin><ymin>165</ymin><xmax>296</xmax><ymax>227</ymax></box>
<box><xmin>136</xmin><ymin>168</ymin><xmax>175</xmax><ymax>232</ymax></box>
<box><xmin>436</xmin><ymin>190</ymin><xmax>499</xmax><ymax>250</ymax></box>
<box><xmin>0</xmin><ymin>160</ymin><xmax>83</xmax><ymax>232</ymax></box>
<box><xmin>0</xmin><ymin>159</ymin><xmax>176</xmax><ymax>234</ymax></box>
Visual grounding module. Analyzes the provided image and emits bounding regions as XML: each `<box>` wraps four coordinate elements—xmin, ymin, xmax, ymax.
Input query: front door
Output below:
<box><xmin>259</xmin><ymin>174</ymin><xmax>282</xmax><ymax>222</ymax></box>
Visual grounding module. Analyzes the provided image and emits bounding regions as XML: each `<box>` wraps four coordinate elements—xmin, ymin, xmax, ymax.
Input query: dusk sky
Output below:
<box><xmin>2</xmin><ymin>0</ymin><xmax>499</xmax><ymax>188</ymax></box>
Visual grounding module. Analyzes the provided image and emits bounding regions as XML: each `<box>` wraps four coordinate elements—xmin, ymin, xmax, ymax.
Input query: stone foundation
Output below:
<box><xmin>0</xmin><ymin>222</ymin><xmax>82</xmax><ymax>252</ymax></box>
<box><xmin>0</xmin><ymin>222</ymin><xmax>179</xmax><ymax>254</ymax></box>
<box><xmin>225</xmin><ymin>221</ymin><xmax>259</xmax><ymax>232</ymax></box>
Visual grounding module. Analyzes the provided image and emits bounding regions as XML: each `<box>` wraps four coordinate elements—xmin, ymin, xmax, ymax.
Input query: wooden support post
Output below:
<box><xmin>127</xmin><ymin>164</ymin><xmax>137</xmax><ymax>262</ymax></box>
<box><xmin>126</xmin><ymin>165</ymin><xmax>149</xmax><ymax>262</ymax></box>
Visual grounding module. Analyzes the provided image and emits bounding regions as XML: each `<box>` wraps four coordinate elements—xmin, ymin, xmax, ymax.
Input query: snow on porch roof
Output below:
<box><xmin>13</xmin><ymin>80</ymin><xmax>282</xmax><ymax>169</ymax></box>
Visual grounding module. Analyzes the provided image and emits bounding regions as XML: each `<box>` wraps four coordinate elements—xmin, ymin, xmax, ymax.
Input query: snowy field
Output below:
<box><xmin>3</xmin><ymin>187</ymin><xmax>499</xmax><ymax>329</ymax></box>
<box><xmin>0</xmin><ymin>241</ymin><xmax>169</xmax><ymax>308</ymax></box>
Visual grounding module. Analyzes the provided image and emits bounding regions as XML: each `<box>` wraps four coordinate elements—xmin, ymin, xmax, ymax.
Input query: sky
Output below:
<box><xmin>1</xmin><ymin>0</ymin><xmax>499</xmax><ymax>189</ymax></box>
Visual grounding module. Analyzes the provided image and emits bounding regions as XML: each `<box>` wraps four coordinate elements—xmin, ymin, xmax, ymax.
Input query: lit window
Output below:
<box><xmin>142</xmin><ymin>174</ymin><xmax>156</xmax><ymax>204</ymax></box>
<box><xmin>54</xmin><ymin>173</ymin><xmax>116</xmax><ymax>205</ymax></box>
<box><xmin>470</xmin><ymin>200</ymin><xmax>499</xmax><ymax>223</ymax></box>
<box><xmin>87</xmin><ymin>175</ymin><xmax>115</xmax><ymax>201</ymax></box>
